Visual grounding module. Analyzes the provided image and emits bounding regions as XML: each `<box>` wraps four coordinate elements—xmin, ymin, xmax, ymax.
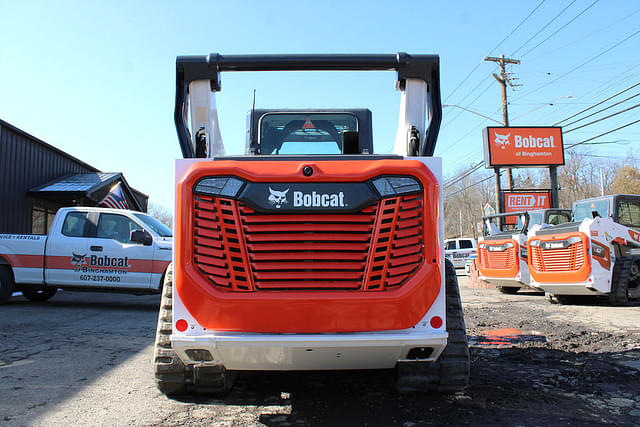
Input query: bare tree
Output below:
<box><xmin>443</xmin><ymin>150</ymin><xmax>638</xmax><ymax>239</ymax></box>
<box><xmin>148</xmin><ymin>203</ymin><xmax>173</xmax><ymax>228</ymax></box>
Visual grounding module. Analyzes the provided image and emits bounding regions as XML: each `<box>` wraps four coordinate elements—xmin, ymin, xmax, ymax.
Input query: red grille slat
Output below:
<box><xmin>253</xmin><ymin>271</ymin><xmax>364</xmax><ymax>280</ymax></box>
<box><xmin>195</xmin><ymin>227</ymin><xmax>221</xmax><ymax>240</ymax></box>
<box><xmin>195</xmin><ymin>254</ymin><xmax>227</xmax><ymax>268</ymax></box>
<box><xmin>245</xmin><ymin>233</ymin><xmax>372</xmax><ymax>242</ymax></box>
<box><xmin>250</xmin><ymin>252</ymin><xmax>367</xmax><ymax>261</ymax></box>
<box><xmin>243</xmin><ymin>223</ymin><xmax>373</xmax><ymax>233</ymax></box>
<box><xmin>193</xmin><ymin>191</ymin><xmax>425</xmax><ymax>292</ymax></box>
<box><xmin>253</xmin><ymin>281</ymin><xmax>362</xmax><ymax>290</ymax></box>
<box><xmin>242</xmin><ymin>214</ymin><xmax>375</xmax><ymax>223</ymax></box>
<box><xmin>247</xmin><ymin>242</ymin><xmax>369</xmax><ymax>252</ymax></box>
<box><xmin>251</xmin><ymin>261</ymin><xmax>365</xmax><ymax>270</ymax></box>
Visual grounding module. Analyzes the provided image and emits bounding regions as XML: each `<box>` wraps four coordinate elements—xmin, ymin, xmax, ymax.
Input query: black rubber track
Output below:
<box><xmin>153</xmin><ymin>264</ymin><xmax>236</xmax><ymax>395</ymax></box>
<box><xmin>609</xmin><ymin>256</ymin><xmax>640</xmax><ymax>305</ymax></box>
<box><xmin>396</xmin><ymin>259</ymin><xmax>470</xmax><ymax>392</ymax></box>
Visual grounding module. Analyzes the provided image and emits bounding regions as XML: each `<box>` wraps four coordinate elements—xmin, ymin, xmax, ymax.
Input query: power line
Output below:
<box><xmin>520</xmin><ymin>28</ymin><xmax>640</xmax><ymax>100</ymax></box>
<box><xmin>444</xmin><ymin>0</ymin><xmax>545</xmax><ymax>103</ymax></box>
<box><xmin>447</xmin><ymin>173</ymin><xmax>497</xmax><ymax>197</ymax></box>
<box><xmin>553</xmin><ymin>81</ymin><xmax>640</xmax><ymax>125</ymax></box>
<box><xmin>562</xmin><ymin>91</ymin><xmax>640</xmax><ymax>127</ymax></box>
<box><xmin>520</xmin><ymin>0</ymin><xmax>599</xmax><ymax>58</ymax></box>
<box><xmin>563</xmin><ymin>102</ymin><xmax>640</xmax><ymax>133</ymax></box>
<box><xmin>511</xmin><ymin>0</ymin><xmax>577</xmax><ymax>57</ymax></box>
<box><xmin>566</xmin><ymin>118</ymin><xmax>640</xmax><ymax>148</ymax></box>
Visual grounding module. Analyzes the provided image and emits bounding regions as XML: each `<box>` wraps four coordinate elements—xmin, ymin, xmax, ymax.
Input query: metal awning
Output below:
<box><xmin>28</xmin><ymin>172</ymin><xmax>143</xmax><ymax>211</ymax></box>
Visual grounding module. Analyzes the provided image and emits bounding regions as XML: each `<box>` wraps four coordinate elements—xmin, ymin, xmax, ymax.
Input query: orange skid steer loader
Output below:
<box><xmin>153</xmin><ymin>53</ymin><xmax>470</xmax><ymax>394</ymax></box>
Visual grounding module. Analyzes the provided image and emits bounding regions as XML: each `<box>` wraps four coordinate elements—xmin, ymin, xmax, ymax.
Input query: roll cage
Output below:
<box><xmin>174</xmin><ymin>53</ymin><xmax>442</xmax><ymax>159</ymax></box>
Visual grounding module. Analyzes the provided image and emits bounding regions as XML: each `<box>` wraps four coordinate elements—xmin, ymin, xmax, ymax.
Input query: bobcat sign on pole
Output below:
<box><xmin>483</xmin><ymin>127</ymin><xmax>564</xmax><ymax>168</ymax></box>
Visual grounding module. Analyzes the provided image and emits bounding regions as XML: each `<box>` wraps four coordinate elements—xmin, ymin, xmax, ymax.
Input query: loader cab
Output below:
<box><xmin>246</xmin><ymin>109</ymin><xmax>374</xmax><ymax>155</ymax></box>
<box><xmin>572</xmin><ymin>194</ymin><xmax>640</xmax><ymax>230</ymax></box>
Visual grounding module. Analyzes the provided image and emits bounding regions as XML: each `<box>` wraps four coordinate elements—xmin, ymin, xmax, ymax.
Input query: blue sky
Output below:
<box><xmin>2</xmin><ymin>1</ymin><xmax>639</xmax><ymax>209</ymax></box>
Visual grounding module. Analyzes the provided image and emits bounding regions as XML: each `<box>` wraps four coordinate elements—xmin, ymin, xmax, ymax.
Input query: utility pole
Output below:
<box><xmin>485</xmin><ymin>54</ymin><xmax>520</xmax><ymax>192</ymax></box>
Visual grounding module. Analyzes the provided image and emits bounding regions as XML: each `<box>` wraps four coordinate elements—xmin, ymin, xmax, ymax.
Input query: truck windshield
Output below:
<box><xmin>574</xmin><ymin>199</ymin><xmax>610</xmax><ymax>222</ymax></box>
<box><xmin>133</xmin><ymin>213</ymin><xmax>172</xmax><ymax>237</ymax></box>
<box><xmin>259</xmin><ymin>113</ymin><xmax>358</xmax><ymax>155</ymax></box>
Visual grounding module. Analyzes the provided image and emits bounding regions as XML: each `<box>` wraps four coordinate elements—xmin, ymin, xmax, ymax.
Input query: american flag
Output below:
<box><xmin>99</xmin><ymin>182</ymin><xmax>129</xmax><ymax>209</ymax></box>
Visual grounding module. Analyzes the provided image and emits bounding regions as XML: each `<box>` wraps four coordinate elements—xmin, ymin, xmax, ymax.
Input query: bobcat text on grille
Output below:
<box><xmin>293</xmin><ymin>191</ymin><xmax>345</xmax><ymax>207</ymax></box>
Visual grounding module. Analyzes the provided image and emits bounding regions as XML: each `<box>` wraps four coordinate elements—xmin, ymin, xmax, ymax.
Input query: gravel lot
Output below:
<box><xmin>1</xmin><ymin>275</ymin><xmax>639</xmax><ymax>426</ymax></box>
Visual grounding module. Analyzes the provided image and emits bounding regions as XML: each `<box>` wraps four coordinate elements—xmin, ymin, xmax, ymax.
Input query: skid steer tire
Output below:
<box><xmin>496</xmin><ymin>286</ymin><xmax>519</xmax><ymax>295</ymax></box>
<box><xmin>153</xmin><ymin>264</ymin><xmax>236</xmax><ymax>396</ymax></box>
<box><xmin>21</xmin><ymin>287</ymin><xmax>57</xmax><ymax>302</ymax></box>
<box><xmin>0</xmin><ymin>266</ymin><xmax>14</xmax><ymax>305</ymax></box>
<box><xmin>396</xmin><ymin>259</ymin><xmax>470</xmax><ymax>393</ymax></box>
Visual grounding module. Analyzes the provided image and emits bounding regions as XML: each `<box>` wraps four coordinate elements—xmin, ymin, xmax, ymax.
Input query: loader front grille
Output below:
<box><xmin>478</xmin><ymin>246</ymin><xmax>516</xmax><ymax>270</ymax></box>
<box><xmin>530</xmin><ymin>241</ymin><xmax>585</xmax><ymax>272</ymax></box>
<box><xmin>192</xmin><ymin>193</ymin><xmax>424</xmax><ymax>292</ymax></box>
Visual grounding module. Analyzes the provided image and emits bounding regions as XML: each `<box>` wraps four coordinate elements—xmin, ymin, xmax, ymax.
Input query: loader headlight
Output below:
<box><xmin>194</xmin><ymin>177</ymin><xmax>245</xmax><ymax>197</ymax></box>
<box><xmin>530</xmin><ymin>240</ymin><xmax>541</xmax><ymax>247</ymax></box>
<box><xmin>504</xmin><ymin>242</ymin><xmax>514</xmax><ymax>249</ymax></box>
<box><xmin>371</xmin><ymin>176</ymin><xmax>422</xmax><ymax>197</ymax></box>
<box><xmin>567</xmin><ymin>236</ymin><xmax>582</xmax><ymax>245</ymax></box>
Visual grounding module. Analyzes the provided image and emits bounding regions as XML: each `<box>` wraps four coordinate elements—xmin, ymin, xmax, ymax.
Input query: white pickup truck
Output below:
<box><xmin>0</xmin><ymin>207</ymin><xmax>172</xmax><ymax>304</ymax></box>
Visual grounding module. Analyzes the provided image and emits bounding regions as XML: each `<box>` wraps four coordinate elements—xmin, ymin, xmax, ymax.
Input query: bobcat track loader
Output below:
<box><xmin>153</xmin><ymin>53</ymin><xmax>470</xmax><ymax>394</ymax></box>
<box><xmin>528</xmin><ymin>195</ymin><xmax>640</xmax><ymax>304</ymax></box>
<box><xmin>478</xmin><ymin>209</ymin><xmax>570</xmax><ymax>294</ymax></box>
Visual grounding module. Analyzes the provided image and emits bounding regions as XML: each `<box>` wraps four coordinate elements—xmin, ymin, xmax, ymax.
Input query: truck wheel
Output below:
<box><xmin>153</xmin><ymin>264</ymin><xmax>236</xmax><ymax>396</ymax></box>
<box><xmin>396</xmin><ymin>259</ymin><xmax>470</xmax><ymax>393</ymax></box>
<box><xmin>0</xmin><ymin>266</ymin><xmax>15</xmax><ymax>304</ymax></box>
<box><xmin>21</xmin><ymin>287</ymin><xmax>57</xmax><ymax>302</ymax></box>
<box><xmin>496</xmin><ymin>286</ymin><xmax>519</xmax><ymax>294</ymax></box>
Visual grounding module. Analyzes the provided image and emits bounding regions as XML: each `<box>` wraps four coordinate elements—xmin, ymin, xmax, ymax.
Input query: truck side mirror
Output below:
<box><xmin>131</xmin><ymin>230</ymin><xmax>153</xmax><ymax>246</ymax></box>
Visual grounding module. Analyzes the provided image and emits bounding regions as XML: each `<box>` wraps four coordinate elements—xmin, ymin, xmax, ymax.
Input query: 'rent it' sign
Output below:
<box><xmin>483</xmin><ymin>127</ymin><xmax>564</xmax><ymax>167</ymax></box>
<box><xmin>502</xmin><ymin>191</ymin><xmax>552</xmax><ymax>224</ymax></box>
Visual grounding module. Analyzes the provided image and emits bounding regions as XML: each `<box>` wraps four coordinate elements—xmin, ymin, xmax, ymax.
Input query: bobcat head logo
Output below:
<box><xmin>71</xmin><ymin>252</ymin><xmax>87</xmax><ymax>270</ymax></box>
<box><xmin>494</xmin><ymin>132</ymin><xmax>511</xmax><ymax>149</ymax></box>
<box><xmin>268</xmin><ymin>187</ymin><xmax>289</xmax><ymax>208</ymax></box>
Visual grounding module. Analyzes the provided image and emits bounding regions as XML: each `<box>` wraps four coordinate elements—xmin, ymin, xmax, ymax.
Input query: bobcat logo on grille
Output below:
<box><xmin>268</xmin><ymin>187</ymin><xmax>289</xmax><ymax>208</ymax></box>
<box><xmin>71</xmin><ymin>252</ymin><xmax>87</xmax><ymax>271</ymax></box>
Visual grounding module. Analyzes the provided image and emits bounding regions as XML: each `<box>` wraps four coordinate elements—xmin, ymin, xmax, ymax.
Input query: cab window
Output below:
<box><xmin>97</xmin><ymin>213</ymin><xmax>142</xmax><ymax>244</ymax></box>
<box><xmin>62</xmin><ymin>212</ymin><xmax>89</xmax><ymax>237</ymax></box>
<box><xmin>616</xmin><ymin>199</ymin><xmax>640</xmax><ymax>230</ymax></box>
<box><xmin>528</xmin><ymin>212</ymin><xmax>543</xmax><ymax>227</ymax></box>
<box><xmin>259</xmin><ymin>113</ymin><xmax>358</xmax><ymax>155</ymax></box>
<box><xmin>547</xmin><ymin>212</ymin><xmax>570</xmax><ymax>226</ymax></box>
<box><xmin>444</xmin><ymin>241</ymin><xmax>457</xmax><ymax>250</ymax></box>
<box><xmin>574</xmin><ymin>199</ymin><xmax>610</xmax><ymax>222</ymax></box>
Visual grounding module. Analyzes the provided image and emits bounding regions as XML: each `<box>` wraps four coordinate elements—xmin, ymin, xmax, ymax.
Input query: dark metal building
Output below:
<box><xmin>0</xmin><ymin>118</ymin><xmax>148</xmax><ymax>234</ymax></box>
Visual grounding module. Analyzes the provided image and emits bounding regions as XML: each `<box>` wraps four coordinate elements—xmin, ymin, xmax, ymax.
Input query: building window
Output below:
<box><xmin>32</xmin><ymin>206</ymin><xmax>57</xmax><ymax>235</ymax></box>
